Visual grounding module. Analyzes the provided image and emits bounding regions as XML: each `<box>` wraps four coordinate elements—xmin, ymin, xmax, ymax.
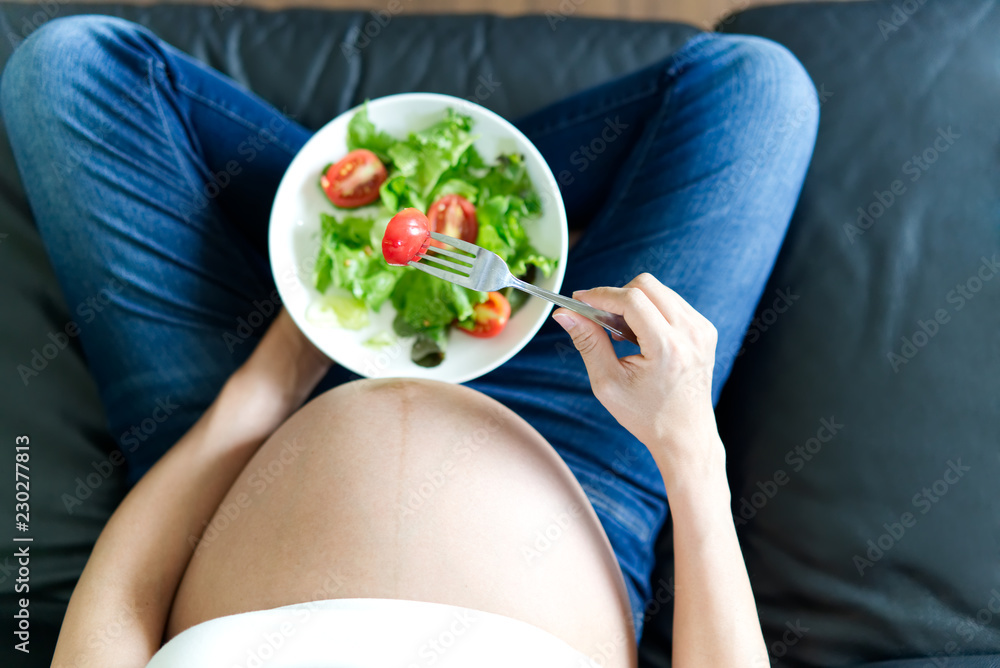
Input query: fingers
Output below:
<box><xmin>623</xmin><ymin>273</ymin><xmax>693</xmax><ymax>326</ymax></box>
<box><xmin>615</xmin><ymin>274</ymin><xmax>719</xmax><ymax>356</ymax></box>
<box><xmin>551</xmin><ymin>308</ymin><xmax>621</xmax><ymax>385</ymax></box>
<box><xmin>570</xmin><ymin>285</ymin><xmax>667</xmax><ymax>355</ymax></box>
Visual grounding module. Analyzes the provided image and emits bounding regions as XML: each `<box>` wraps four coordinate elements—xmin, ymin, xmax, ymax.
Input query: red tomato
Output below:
<box><xmin>320</xmin><ymin>149</ymin><xmax>387</xmax><ymax>208</ymax></box>
<box><xmin>457</xmin><ymin>291</ymin><xmax>511</xmax><ymax>338</ymax></box>
<box><xmin>382</xmin><ymin>208</ymin><xmax>431</xmax><ymax>266</ymax></box>
<box><xmin>427</xmin><ymin>195</ymin><xmax>478</xmax><ymax>248</ymax></box>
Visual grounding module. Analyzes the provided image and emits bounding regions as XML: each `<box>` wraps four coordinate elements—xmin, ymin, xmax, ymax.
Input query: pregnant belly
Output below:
<box><xmin>166</xmin><ymin>378</ymin><xmax>635</xmax><ymax>667</ymax></box>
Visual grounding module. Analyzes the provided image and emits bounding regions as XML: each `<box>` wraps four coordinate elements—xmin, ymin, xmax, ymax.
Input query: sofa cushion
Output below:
<box><xmin>677</xmin><ymin>1</ymin><xmax>998</xmax><ymax>666</ymax></box>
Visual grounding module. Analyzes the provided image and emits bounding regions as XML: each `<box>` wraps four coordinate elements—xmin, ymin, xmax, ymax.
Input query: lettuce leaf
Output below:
<box><xmin>475</xmin><ymin>195</ymin><xmax>556</xmax><ymax>278</ymax></box>
<box><xmin>390</xmin><ymin>269</ymin><xmax>485</xmax><ymax>332</ymax></box>
<box><xmin>314</xmin><ymin>213</ymin><xmax>402</xmax><ymax>311</ymax></box>
<box><xmin>346</xmin><ymin>103</ymin><xmax>396</xmax><ymax>162</ymax></box>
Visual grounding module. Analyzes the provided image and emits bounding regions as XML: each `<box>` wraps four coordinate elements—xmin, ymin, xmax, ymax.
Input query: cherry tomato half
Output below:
<box><xmin>320</xmin><ymin>149</ymin><xmax>388</xmax><ymax>208</ymax></box>
<box><xmin>427</xmin><ymin>194</ymin><xmax>478</xmax><ymax>248</ymax></box>
<box><xmin>457</xmin><ymin>291</ymin><xmax>511</xmax><ymax>338</ymax></box>
<box><xmin>382</xmin><ymin>208</ymin><xmax>431</xmax><ymax>266</ymax></box>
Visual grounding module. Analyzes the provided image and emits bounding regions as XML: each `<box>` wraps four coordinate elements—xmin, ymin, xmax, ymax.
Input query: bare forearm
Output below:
<box><xmin>53</xmin><ymin>388</ymin><xmax>268</xmax><ymax>665</ymax></box>
<box><xmin>655</xmin><ymin>440</ymin><xmax>768</xmax><ymax>668</ymax></box>
<box><xmin>53</xmin><ymin>310</ymin><xmax>331</xmax><ymax>666</ymax></box>
<box><xmin>553</xmin><ymin>277</ymin><xmax>763</xmax><ymax>665</ymax></box>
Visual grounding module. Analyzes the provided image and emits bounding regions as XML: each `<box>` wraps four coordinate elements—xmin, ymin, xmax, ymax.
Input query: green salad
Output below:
<box><xmin>311</xmin><ymin>104</ymin><xmax>558</xmax><ymax>367</ymax></box>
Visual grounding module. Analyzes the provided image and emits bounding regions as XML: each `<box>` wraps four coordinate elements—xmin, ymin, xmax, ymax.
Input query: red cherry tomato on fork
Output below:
<box><xmin>320</xmin><ymin>149</ymin><xmax>387</xmax><ymax>208</ymax></box>
<box><xmin>456</xmin><ymin>291</ymin><xmax>511</xmax><ymax>338</ymax></box>
<box><xmin>427</xmin><ymin>194</ymin><xmax>478</xmax><ymax>248</ymax></box>
<box><xmin>382</xmin><ymin>208</ymin><xmax>431</xmax><ymax>266</ymax></box>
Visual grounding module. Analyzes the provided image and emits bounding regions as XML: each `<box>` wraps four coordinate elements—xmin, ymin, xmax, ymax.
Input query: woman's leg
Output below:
<box><xmin>0</xmin><ymin>15</ymin><xmax>317</xmax><ymax>484</ymax></box>
<box><xmin>467</xmin><ymin>32</ymin><xmax>820</xmax><ymax>639</ymax></box>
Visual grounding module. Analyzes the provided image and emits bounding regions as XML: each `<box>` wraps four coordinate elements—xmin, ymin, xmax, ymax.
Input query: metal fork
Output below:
<box><xmin>408</xmin><ymin>232</ymin><xmax>638</xmax><ymax>344</ymax></box>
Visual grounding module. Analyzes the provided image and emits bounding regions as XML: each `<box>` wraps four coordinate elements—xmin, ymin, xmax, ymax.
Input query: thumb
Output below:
<box><xmin>552</xmin><ymin>309</ymin><xmax>619</xmax><ymax>383</ymax></box>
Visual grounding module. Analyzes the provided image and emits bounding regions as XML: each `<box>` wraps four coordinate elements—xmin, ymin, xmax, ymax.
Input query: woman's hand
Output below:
<box><xmin>551</xmin><ymin>273</ymin><xmax>724</xmax><ymax>481</ymax></box>
<box><xmin>555</xmin><ymin>273</ymin><xmax>767</xmax><ymax>667</ymax></box>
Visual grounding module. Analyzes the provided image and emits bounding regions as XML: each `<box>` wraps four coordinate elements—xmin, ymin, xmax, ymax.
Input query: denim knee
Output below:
<box><xmin>674</xmin><ymin>34</ymin><xmax>819</xmax><ymax>206</ymax></box>
<box><xmin>719</xmin><ymin>34</ymin><xmax>819</xmax><ymax>145</ymax></box>
<box><xmin>0</xmin><ymin>15</ymin><xmax>154</xmax><ymax>148</ymax></box>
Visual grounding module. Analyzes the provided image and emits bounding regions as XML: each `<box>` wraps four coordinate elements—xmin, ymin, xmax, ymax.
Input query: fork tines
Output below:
<box><xmin>408</xmin><ymin>233</ymin><xmax>477</xmax><ymax>282</ymax></box>
<box><xmin>429</xmin><ymin>231</ymin><xmax>479</xmax><ymax>255</ymax></box>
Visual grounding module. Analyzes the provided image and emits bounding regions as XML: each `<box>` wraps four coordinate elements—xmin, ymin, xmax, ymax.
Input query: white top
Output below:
<box><xmin>147</xmin><ymin>597</ymin><xmax>603</xmax><ymax>667</ymax></box>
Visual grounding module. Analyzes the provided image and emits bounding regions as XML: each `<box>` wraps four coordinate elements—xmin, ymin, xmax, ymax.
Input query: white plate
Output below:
<box><xmin>268</xmin><ymin>93</ymin><xmax>568</xmax><ymax>384</ymax></box>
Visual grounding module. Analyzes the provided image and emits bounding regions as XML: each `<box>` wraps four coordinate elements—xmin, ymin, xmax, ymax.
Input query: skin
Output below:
<box><xmin>51</xmin><ymin>273</ymin><xmax>765</xmax><ymax>668</ymax></box>
<box><xmin>166</xmin><ymin>379</ymin><xmax>636</xmax><ymax>665</ymax></box>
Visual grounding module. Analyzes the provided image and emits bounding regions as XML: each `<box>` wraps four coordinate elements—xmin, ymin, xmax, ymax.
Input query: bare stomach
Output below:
<box><xmin>166</xmin><ymin>378</ymin><xmax>636</xmax><ymax>667</ymax></box>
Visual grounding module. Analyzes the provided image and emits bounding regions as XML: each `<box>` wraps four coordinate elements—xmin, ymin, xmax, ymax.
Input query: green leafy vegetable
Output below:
<box><xmin>390</xmin><ymin>270</ymin><xmax>485</xmax><ymax>332</ymax></box>
<box><xmin>388</xmin><ymin>271</ymin><xmax>484</xmax><ymax>367</ymax></box>
<box><xmin>315</xmin><ymin>104</ymin><xmax>559</xmax><ymax>368</ymax></box>
<box><xmin>363</xmin><ymin>331</ymin><xmax>396</xmax><ymax>349</ymax></box>
<box><xmin>475</xmin><ymin>195</ymin><xmax>557</xmax><ymax>278</ymax></box>
<box><xmin>346</xmin><ymin>102</ymin><xmax>396</xmax><ymax>162</ymax></box>
<box><xmin>374</xmin><ymin>109</ymin><xmax>478</xmax><ymax>210</ymax></box>
<box><xmin>410</xmin><ymin>327</ymin><xmax>447</xmax><ymax>368</ymax></box>
<box><xmin>314</xmin><ymin>213</ymin><xmax>402</xmax><ymax>311</ymax></box>
<box><xmin>430</xmin><ymin>178</ymin><xmax>479</xmax><ymax>202</ymax></box>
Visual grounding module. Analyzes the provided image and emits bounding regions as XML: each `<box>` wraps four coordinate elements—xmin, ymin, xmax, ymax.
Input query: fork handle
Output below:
<box><xmin>510</xmin><ymin>277</ymin><xmax>639</xmax><ymax>345</ymax></box>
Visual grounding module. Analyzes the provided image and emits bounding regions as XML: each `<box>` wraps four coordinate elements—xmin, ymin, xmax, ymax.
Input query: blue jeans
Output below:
<box><xmin>0</xmin><ymin>16</ymin><xmax>818</xmax><ymax>641</ymax></box>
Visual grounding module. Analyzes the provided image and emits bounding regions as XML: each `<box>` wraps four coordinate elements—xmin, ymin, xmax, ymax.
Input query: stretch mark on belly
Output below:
<box><xmin>392</xmin><ymin>382</ymin><xmax>413</xmax><ymax>596</ymax></box>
